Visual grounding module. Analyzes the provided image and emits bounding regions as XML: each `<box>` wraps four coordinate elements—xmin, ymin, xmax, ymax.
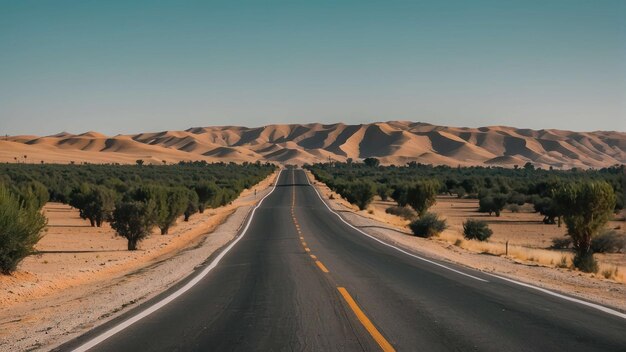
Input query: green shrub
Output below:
<box><xmin>409</xmin><ymin>212</ymin><xmax>447</xmax><ymax>238</ymax></box>
<box><xmin>591</xmin><ymin>230</ymin><xmax>625</xmax><ymax>253</ymax></box>
<box><xmin>0</xmin><ymin>186</ymin><xmax>47</xmax><ymax>274</ymax></box>
<box><xmin>344</xmin><ymin>181</ymin><xmax>376</xmax><ymax>210</ymax></box>
<box><xmin>463</xmin><ymin>219</ymin><xmax>492</xmax><ymax>241</ymax></box>
<box><xmin>406</xmin><ymin>179</ymin><xmax>439</xmax><ymax>216</ymax></box>
<box><xmin>385</xmin><ymin>206</ymin><xmax>418</xmax><ymax>220</ymax></box>
<box><xmin>550</xmin><ymin>237</ymin><xmax>572</xmax><ymax>249</ymax></box>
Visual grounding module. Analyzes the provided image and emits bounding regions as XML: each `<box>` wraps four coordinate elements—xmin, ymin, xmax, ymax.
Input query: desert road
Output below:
<box><xmin>60</xmin><ymin>169</ymin><xmax>626</xmax><ymax>352</ymax></box>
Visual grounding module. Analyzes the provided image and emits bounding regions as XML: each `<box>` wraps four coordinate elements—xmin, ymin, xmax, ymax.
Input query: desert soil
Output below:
<box><xmin>306</xmin><ymin>170</ymin><xmax>626</xmax><ymax>313</ymax></box>
<box><xmin>0</xmin><ymin>171</ymin><xmax>279</xmax><ymax>352</ymax></box>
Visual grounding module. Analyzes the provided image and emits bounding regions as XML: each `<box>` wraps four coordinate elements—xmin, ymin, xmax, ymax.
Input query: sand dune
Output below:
<box><xmin>3</xmin><ymin>122</ymin><xmax>624</xmax><ymax>168</ymax></box>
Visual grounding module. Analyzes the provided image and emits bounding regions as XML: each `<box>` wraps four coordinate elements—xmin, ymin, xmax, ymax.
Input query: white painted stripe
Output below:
<box><xmin>302</xmin><ymin>170</ymin><xmax>488</xmax><ymax>283</ymax></box>
<box><xmin>72</xmin><ymin>169</ymin><xmax>284</xmax><ymax>352</ymax></box>
<box><xmin>485</xmin><ymin>272</ymin><xmax>626</xmax><ymax>320</ymax></box>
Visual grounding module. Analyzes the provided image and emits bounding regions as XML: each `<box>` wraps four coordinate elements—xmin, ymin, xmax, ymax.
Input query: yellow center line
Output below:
<box><xmin>337</xmin><ymin>287</ymin><xmax>396</xmax><ymax>352</ymax></box>
<box><xmin>315</xmin><ymin>260</ymin><xmax>329</xmax><ymax>273</ymax></box>
<box><xmin>302</xmin><ymin>242</ymin><xmax>307</xmax><ymax>246</ymax></box>
<box><xmin>300</xmin><ymin>236</ymin><xmax>304</xmax><ymax>240</ymax></box>
<box><xmin>304</xmin><ymin>247</ymin><xmax>311</xmax><ymax>252</ymax></box>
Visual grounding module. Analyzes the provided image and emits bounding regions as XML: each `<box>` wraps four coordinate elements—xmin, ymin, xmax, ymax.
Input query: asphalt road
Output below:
<box><xmin>60</xmin><ymin>168</ymin><xmax>626</xmax><ymax>352</ymax></box>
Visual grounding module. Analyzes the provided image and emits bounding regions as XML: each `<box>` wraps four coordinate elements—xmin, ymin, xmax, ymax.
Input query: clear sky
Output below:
<box><xmin>1</xmin><ymin>0</ymin><xmax>624</xmax><ymax>135</ymax></box>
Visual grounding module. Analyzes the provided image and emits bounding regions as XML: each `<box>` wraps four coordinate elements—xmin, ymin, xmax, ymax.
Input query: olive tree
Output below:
<box><xmin>554</xmin><ymin>181</ymin><xmax>616</xmax><ymax>272</ymax></box>
<box><xmin>406</xmin><ymin>179</ymin><xmax>439</xmax><ymax>217</ymax></box>
<box><xmin>194</xmin><ymin>182</ymin><xmax>219</xmax><ymax>213</ymax></box>
<box><xmin>70</xmin><ymin>184</ymin><xmax>116</xmax><ymax>227</ymax></box>
<box><xmin>111</xmin><ymin>201</ymin><xmax>156</xmax><ymax>250</ymax></box>
<box><xmin>0</xmin><ymin>186</ymin><xmax>47</xmax><ymax>274</ymax></box>
<box><xmin>184</xmin><ymin>189</ymin><xmax>199</xmax><ymax>222</ymax></box>
<box><xmin>344</xmin><ymin>181</ymin><xmax>376</xmax><ymax>210</ymax></box>
<box><xmin>156</xmin><ymin>187</ymin><xmax>189</xmax><ymax>234</ymax></box>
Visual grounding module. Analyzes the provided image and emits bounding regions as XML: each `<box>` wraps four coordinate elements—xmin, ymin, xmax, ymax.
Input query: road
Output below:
<box><xmin>61</xmin><ymin>168</ymin><xmax>626</xmax><ymax>351</ymax></box>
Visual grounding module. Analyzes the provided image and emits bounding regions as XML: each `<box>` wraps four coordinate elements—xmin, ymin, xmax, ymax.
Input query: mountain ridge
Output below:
<box><xmin>3</xmin><ymin>121</ymin><xmax>624</xmax><ymax>168</ymax></box>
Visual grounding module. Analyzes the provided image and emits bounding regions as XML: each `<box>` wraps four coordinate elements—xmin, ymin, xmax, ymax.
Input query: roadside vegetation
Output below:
<box><xmin>306</xmin><ymin>160</ymin><xmax>624</xmax><ymax>273</ymax></box>
<box><xmin>0</xmin><ymin>162</ymin><xmax>276</xmax><ymax>272</ymax></box>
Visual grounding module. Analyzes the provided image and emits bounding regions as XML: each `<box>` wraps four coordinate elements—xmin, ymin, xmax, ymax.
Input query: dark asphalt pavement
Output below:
<box><xmin>60</xmin><ymin>168</ymin><xmax>626</xmax><ymax>352</ymax></box>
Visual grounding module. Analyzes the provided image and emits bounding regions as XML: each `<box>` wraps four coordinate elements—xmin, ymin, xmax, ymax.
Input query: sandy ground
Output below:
<box><xmin>0</xmin><ymin>171</ymin><xmax>279</xmax><ymax>351</ymax></box>
<box><xmin>306</xmin><ymin>170</ymin><xmax>626</xmax><ymax>313</ymax></box>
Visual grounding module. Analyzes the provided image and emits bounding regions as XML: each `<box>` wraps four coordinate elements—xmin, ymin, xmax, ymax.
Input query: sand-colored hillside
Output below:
<box><xmin>4</xmin><ymin>122</ymin><xmax>625</xmax><ymax>168</ymax></box>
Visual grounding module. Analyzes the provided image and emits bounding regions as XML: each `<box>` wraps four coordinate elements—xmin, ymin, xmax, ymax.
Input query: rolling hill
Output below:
<box><xmin>3</xmin><ymin>121</ymin><xmax>624</xmax><ymax>168</ymax></box>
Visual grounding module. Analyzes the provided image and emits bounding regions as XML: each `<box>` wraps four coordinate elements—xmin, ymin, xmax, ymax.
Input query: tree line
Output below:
<box><xmin>0</xmin><ymin>162</ymin><xmax>276</xmax><ymax>273</ymax></box>
<box><xmin>305</xmin><ymin>160</ymin><xmax>623</xmax><ymax>272</ymax></box>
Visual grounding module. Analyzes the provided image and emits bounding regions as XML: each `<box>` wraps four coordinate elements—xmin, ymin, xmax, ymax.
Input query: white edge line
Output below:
<box><xmin>72</xmin><ymin>169</ymin><xmax>284</xmax><ymax>352</ymax></box>
<box><xmin>302</xmin><ymin>170</ymin><xmax>488</xmax><ymax>283</ymax></box>
<box><xmin>304</xmin><ymin>169</ymin><xmax>626</xmax><ymax>321</ymax></box>
<box><xmin>485</xmin><ymin>272</ymin><xmax>626</xmax><ymax>320</ymax></box>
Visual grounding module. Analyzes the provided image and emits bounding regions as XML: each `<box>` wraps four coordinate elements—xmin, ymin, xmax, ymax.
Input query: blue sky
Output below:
<box><xmin>1</xmin><ymin>0</ymin><xmax>624</xmax><ymax>135</ymax></box>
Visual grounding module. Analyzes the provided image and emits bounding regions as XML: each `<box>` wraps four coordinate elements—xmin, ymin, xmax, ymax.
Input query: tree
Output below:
<box><xmin>184</xmin><ymin>189</ymin><xmax>199</xmax><ymax>221</ymax></box>
<box><xmin>156</xmin><ymin>187</ymin><xmax>188</xmax><ymax>234</ymax></box>
<box><xmin>391</xmin><ymin>184</ymin><xmax>409</xmax><ymax>207</ymax></box>
<box><xmin>478</xmin><ymin>193</ymin><xmax>507</xmax><ymax>217</ymax></box>
<box><xmin>532</xmin><ymin>196</ymin><xmax>561</xmax><ymax>225</ymax></box>
<box><xmin>0</xmin><ymin>185</ymin><xmax>47</xmax><ymax>274</ymax></box>
<box><xmin>69</xmin><ymin>184</ymin><xmax>117</xmax><ymax>227</ymax></box>
<box><xmin>111</xmin><ymin>201</ymin><xmax>156</xmax><ymax>250</ymax></box>
<box><xmin>136</xmin><ymin>159</ymin><xmax>144</xmax><ymax>166</ymax></box>
<box><xmin>18</xmin><ymin>181</ymin><xmax>49</xmax><ymax>210</ymax></box>
<box><xmin>554</xmin><ymin>181</ymin><xmax>616</xmax><ymax>272</ymax></box>
<box><xmin>194</xmin><ymin>183</ymin><xmax>219</xmax><ymax>213</ymax></box>
<box><xmin>344</xmin><ymin>181</ymin><xmax>375</xmax><ymax>210</ymax></box>
<box><xmin>363</xmin><ymin>157</ymin><xmax>380</xmax><ymax>168</ymax></box>
<box><xmin>406</xmin><ymin>180</ymin><xmax>439</xmax><ymax>217</ymax></box>
<box><xmin>376</xmin><ymin>184</ymin><xmax>391</xmax><ymax>201</ymax></box>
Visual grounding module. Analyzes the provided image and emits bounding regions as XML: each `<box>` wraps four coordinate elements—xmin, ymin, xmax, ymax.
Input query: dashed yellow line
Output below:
<box><xmin>337</xmin><ymin>287</ymin><xmax>396</xmax><ymax>352</ymax></box>
<box><xmin>304</xmin><ymin>247</ymin><xmax>311</xmax><ymax>252</ymax></box>
<box><xmin>315</xmin><ymin>260</ymin><xmax>329</xmax><ymax>273</ymax></box>
<box><xmin>310</xmin><ymin>254</ymin><xmax>317</xmax><ymax>259</ymax></box>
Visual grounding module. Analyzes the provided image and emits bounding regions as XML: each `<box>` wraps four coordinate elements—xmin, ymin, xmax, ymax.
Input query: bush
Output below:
<box><xmin>343</xmin><ymin>181</ymin><xmax>376</xmax><ymax>210</ymax></box>
<box><xmin>550</xmin><ymin>237</ymin><xmax>572</xmax><ymax>249</ymax></box>
<box><xmin>0</xmin><ymin>186</ymin><xmax>47</xmax><ymax>274</ymax></box>
<box><xmin>591</xmin><ymin>230</ymin><xmax>626</xmax><ymax>253</ymax></box>
<box><xmin>385</xmin><ymin>206</ymin><xmax>418</xmax><ymax>220</ymax></box>
<box><xmin>406</xmin><ymin>179</ymin><xmax>439</xmax><ymax>216</ymax></box>
<box><xmin>463</xmin><ymin>219</ymin><xmax>492</xmax><ymax>241</ymax></box>
<box><xmin>506</xmin><ymin>204</ymin><xmax>520</xmax><ymax>213</ymax></box>
<box><xmin>409</xmin><ymin>213</ymin><xmax>447</xmax><ymax>238</ymax></box>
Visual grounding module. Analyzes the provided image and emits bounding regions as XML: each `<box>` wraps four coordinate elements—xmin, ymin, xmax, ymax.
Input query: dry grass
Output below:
<box><xmin>365</xmin><ymin>195</ymin><xmax>626</xmax><ymax>284</ymax></box>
